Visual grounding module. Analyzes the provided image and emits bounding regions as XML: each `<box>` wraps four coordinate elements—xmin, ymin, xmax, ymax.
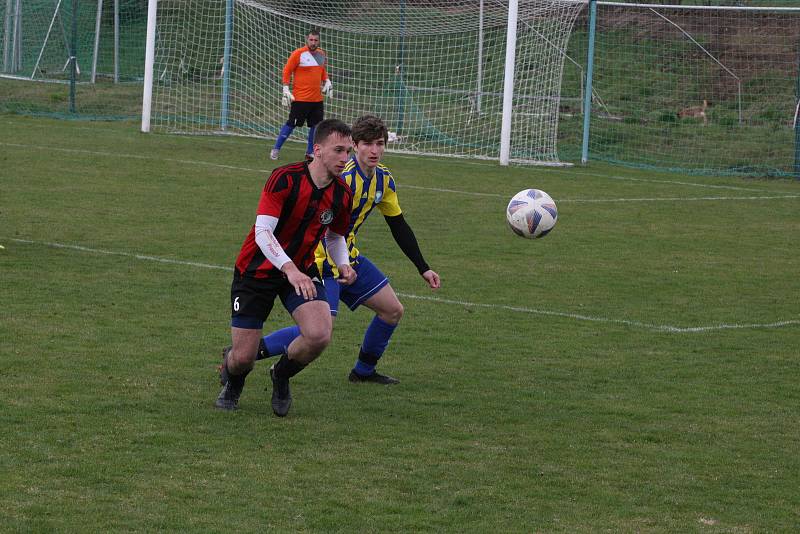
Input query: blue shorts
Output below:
<box><xmin>323</xmin><ymin>255</ymin><xmax>389</xmax><ymax>316</ymax></box>
<box><xmin>230</xmin><ymin>270</ymin><xmax>327</xmax><ymax>329</ymax></box>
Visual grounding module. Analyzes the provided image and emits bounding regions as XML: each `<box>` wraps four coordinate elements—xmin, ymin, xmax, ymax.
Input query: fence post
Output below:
<box><xmin>581</xmin><ymin>0</ymin><xmax>597</xmax><ymax>165</ymax></box>
<box><xmin>69</xmin><ymin>0</ymin><xmax>77</xmax><ymax>113</ymax></box>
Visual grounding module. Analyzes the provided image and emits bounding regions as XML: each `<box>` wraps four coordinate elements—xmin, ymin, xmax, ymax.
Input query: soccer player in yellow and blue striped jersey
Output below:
<box><xmin>256</xmin><ymin>115</ymin><xmax>441</xmax><ymax>384</ymax></box>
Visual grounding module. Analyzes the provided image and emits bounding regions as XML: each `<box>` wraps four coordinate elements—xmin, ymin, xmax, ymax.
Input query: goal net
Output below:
<box><xmin>0</xmin><ymin>0</ymin><xmax>147</xmax><ymax>118</ymax></box>
<box><xmin>570</xmin><ymin>2</ymin><xmax>800</xmax><ymax>177</ymax></box>
<box><xmin>147</xmin><ymin>0</ymin><xmax>584</xmax><ymax>164</ymax></box>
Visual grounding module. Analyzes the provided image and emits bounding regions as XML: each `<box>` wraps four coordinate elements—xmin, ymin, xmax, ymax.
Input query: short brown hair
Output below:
<box><xmin>313</xmin><ymin>118</ymin><xmax>351</xmax><ymax>145</ymax></box>
<box><xmin>351</xmin><ymin>115</ymin><xmax>388</xmax><ymax>144</ymax></box>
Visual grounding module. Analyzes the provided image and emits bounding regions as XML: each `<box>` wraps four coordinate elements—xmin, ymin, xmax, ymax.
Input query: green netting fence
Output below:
<box><xmin>558</xmin><ymin>1</ymin><xmax>800</xmax><ymax>178</ymax></box>
<box><xmin>1</xmin><ymin>0</ymin><xmax>146</xmax><ymax>119</ymax></box>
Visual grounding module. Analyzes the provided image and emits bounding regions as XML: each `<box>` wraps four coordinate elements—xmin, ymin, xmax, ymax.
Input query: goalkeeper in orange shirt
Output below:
<box><xmin>270</xmin><ymin>29</ymin><xmax>333</xmax><ymax>162</ymax></box>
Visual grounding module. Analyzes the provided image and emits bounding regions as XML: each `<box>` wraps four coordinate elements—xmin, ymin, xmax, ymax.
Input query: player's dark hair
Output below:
<box><xmin>308</xmin><ymin>29</ymin><xmax>320</xmax><ymax>37</ymax></box>
<box><xmin>352</xmin><ymin>115</ymin><xmax>389</xmax><ymax>144</ymax></box>
<box><xmin>314</xmin><ymin>118</ymin><xmax>351</xmax><ymax>145</ymax></box>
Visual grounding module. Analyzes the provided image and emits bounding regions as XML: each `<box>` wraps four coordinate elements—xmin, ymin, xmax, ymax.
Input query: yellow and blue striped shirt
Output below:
<box><xmin>315</xmin><ymin>156</ymin><xmax>402</xmax><ymax>276</ymax></box>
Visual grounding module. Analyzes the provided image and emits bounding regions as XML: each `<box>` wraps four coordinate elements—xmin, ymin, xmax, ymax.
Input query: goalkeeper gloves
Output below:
<box><xmin>281</xmin><ymin>85</ymin><xmax>294</xmax><ymax>107</ymax></box>
<box><xmin>322</xmin><ymin>79</ymin><xmax>333</xmax><ymax>99</ymax></box>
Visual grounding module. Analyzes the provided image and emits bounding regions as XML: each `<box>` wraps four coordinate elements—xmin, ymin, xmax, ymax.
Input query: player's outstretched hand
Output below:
<box><xmin>337</xmin><ymin>264</ymin><xmax>357</xmax><ymax>286</ymax></box>
<box><xmin>284</xmin><ymin>264</ymin><xmax>317</xmax><ymax>300</ymax></box>
<box><xmin>422</xmin><ymin>269</ymin><xmax>440</xmax><ymax>290</ymax></box>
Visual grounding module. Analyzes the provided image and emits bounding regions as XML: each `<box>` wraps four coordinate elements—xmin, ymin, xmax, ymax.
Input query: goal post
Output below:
<box><xmin>141</xmin><ymin>0</ymin><xmax>585</xmax><ymax>165</ymax></box>
<box><xmin>499</xmin><ymin>0</ymin><xmax>519</xmax><ymax>166</ymax></box>
<box><xmin>141</xmin><ymin>0</ymin><xmax>157</xmax><ymax>132</ymax></box>
<box><xmin>795</xmin><ymin>50</ymin><xmax>800</xmax><ymax>178</ymax></box>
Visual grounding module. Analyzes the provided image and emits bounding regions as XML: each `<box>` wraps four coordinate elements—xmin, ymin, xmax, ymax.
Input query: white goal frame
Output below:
<box><xmin>140</xmin><ymin>0</ymin><xmax>585</xmax><ymax>167</ymax></box>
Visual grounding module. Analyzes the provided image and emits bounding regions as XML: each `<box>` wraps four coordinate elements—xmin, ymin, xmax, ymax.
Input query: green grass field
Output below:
<box><xmin>1</xmin><ymin>114</ymin><xmax>799</xmax><ymax>532</ymax></box>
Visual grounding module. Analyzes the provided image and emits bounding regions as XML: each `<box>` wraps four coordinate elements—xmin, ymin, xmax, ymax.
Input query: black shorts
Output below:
<box><xmin>230</xmin><ymin>270</ymin><xmax>327</xmax><ymax>329</ymax></box>
<box><xmin>287</xmin><ymin>101</ymin><xmax>324</xmax><ymax>128</ymax></box>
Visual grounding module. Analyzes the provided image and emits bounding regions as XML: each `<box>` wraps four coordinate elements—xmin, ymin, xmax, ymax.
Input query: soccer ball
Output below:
<box><xmin>506</xmin><ymin>189</ymin><xmax>558</xmax><ymax>239</ymax></box>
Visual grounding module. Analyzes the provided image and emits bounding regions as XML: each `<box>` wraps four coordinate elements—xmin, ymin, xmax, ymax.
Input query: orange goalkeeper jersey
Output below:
<box><xmin>283</xmin><ymin>46</ymin><xmax>329</xmax><ymax>103</ymax></box>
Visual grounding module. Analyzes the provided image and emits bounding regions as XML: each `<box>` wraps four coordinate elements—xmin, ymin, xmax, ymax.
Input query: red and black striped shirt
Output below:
<box><xmin>235</xmin><ymin>162</ymin><xmax>353</xmax><ymax>278</ymax></box>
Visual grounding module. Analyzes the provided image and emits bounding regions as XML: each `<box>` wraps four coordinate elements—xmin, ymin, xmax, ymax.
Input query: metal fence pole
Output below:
<box><xmin>581</xmin><ymin>0</ymin><xmax>597</xmax><ymax>165</ymax></box>
<box><xmin>69</xmin><ymin>0</ymin><xmax>77</xmax><ymax>113</ymax></box>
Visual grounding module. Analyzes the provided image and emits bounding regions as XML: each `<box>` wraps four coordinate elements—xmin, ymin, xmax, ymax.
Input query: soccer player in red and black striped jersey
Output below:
<box><xmin>216</xmin><ymin>119</ymin><xmax>356</xmax><ymax>417</ymax></box>
<box><xmin>256</xmin><ymin>115</ymin><xmax>440</xmax><ymax>386</ymax></box>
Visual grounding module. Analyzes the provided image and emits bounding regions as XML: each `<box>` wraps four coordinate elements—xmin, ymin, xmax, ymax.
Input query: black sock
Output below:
<box><xmin>226</xmin><ymin>361</ymin><xmax>251</xmax><ymax>387</ymax></box>
<box><xmin>274</xmin><ymin>353</ymin><xmax>307</xmax><ymax>380</ymax></box>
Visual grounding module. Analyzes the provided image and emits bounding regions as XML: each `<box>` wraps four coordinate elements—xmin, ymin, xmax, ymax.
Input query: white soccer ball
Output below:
<box><xmin>506</xmin><ymin>189</ymin><xmax>558</xmax><ymax>239</ymax></box>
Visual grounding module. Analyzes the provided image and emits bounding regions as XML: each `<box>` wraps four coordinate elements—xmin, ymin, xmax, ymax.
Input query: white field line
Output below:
<box><xmin>568</xmin><ymin>170</ymin><xmax>777</xmax><ymax>192</ymax></box>
<box><xmin>4</xmin><ymin>238</ymin><xmax>798</xmax><ymax>334</ymax></box>
<box><xmin>398</xmin><ymin>293</ymin><xmax>799</xmax><ymax>334</ymax></box>
<box><xmin>0</xmin><ymin>142</ymin><xmax>271</xmax><ymax>175</ymax></box>
<box><xmin>3</xmin><ymin>141</ymin><xmax>798</xmax><ymax>201</ymax></box>
<box><xmin>4</xmin><ymin>121</ymin><xmax>799</xmax><ymax>181</ymax></box>
<box><xmin>400</xmin><ymin>184</ymin><xmax>800</xmax><ymax>202</ymax></box>
<box><xmin>560</xmin><ymin>194</ymin><xmax>800</xmax><ymax>202</ymax></box>
<box><xmin>7</xmin><ymin>238</ymin><xmax>228</xmax><ymax>271</ymax></box>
